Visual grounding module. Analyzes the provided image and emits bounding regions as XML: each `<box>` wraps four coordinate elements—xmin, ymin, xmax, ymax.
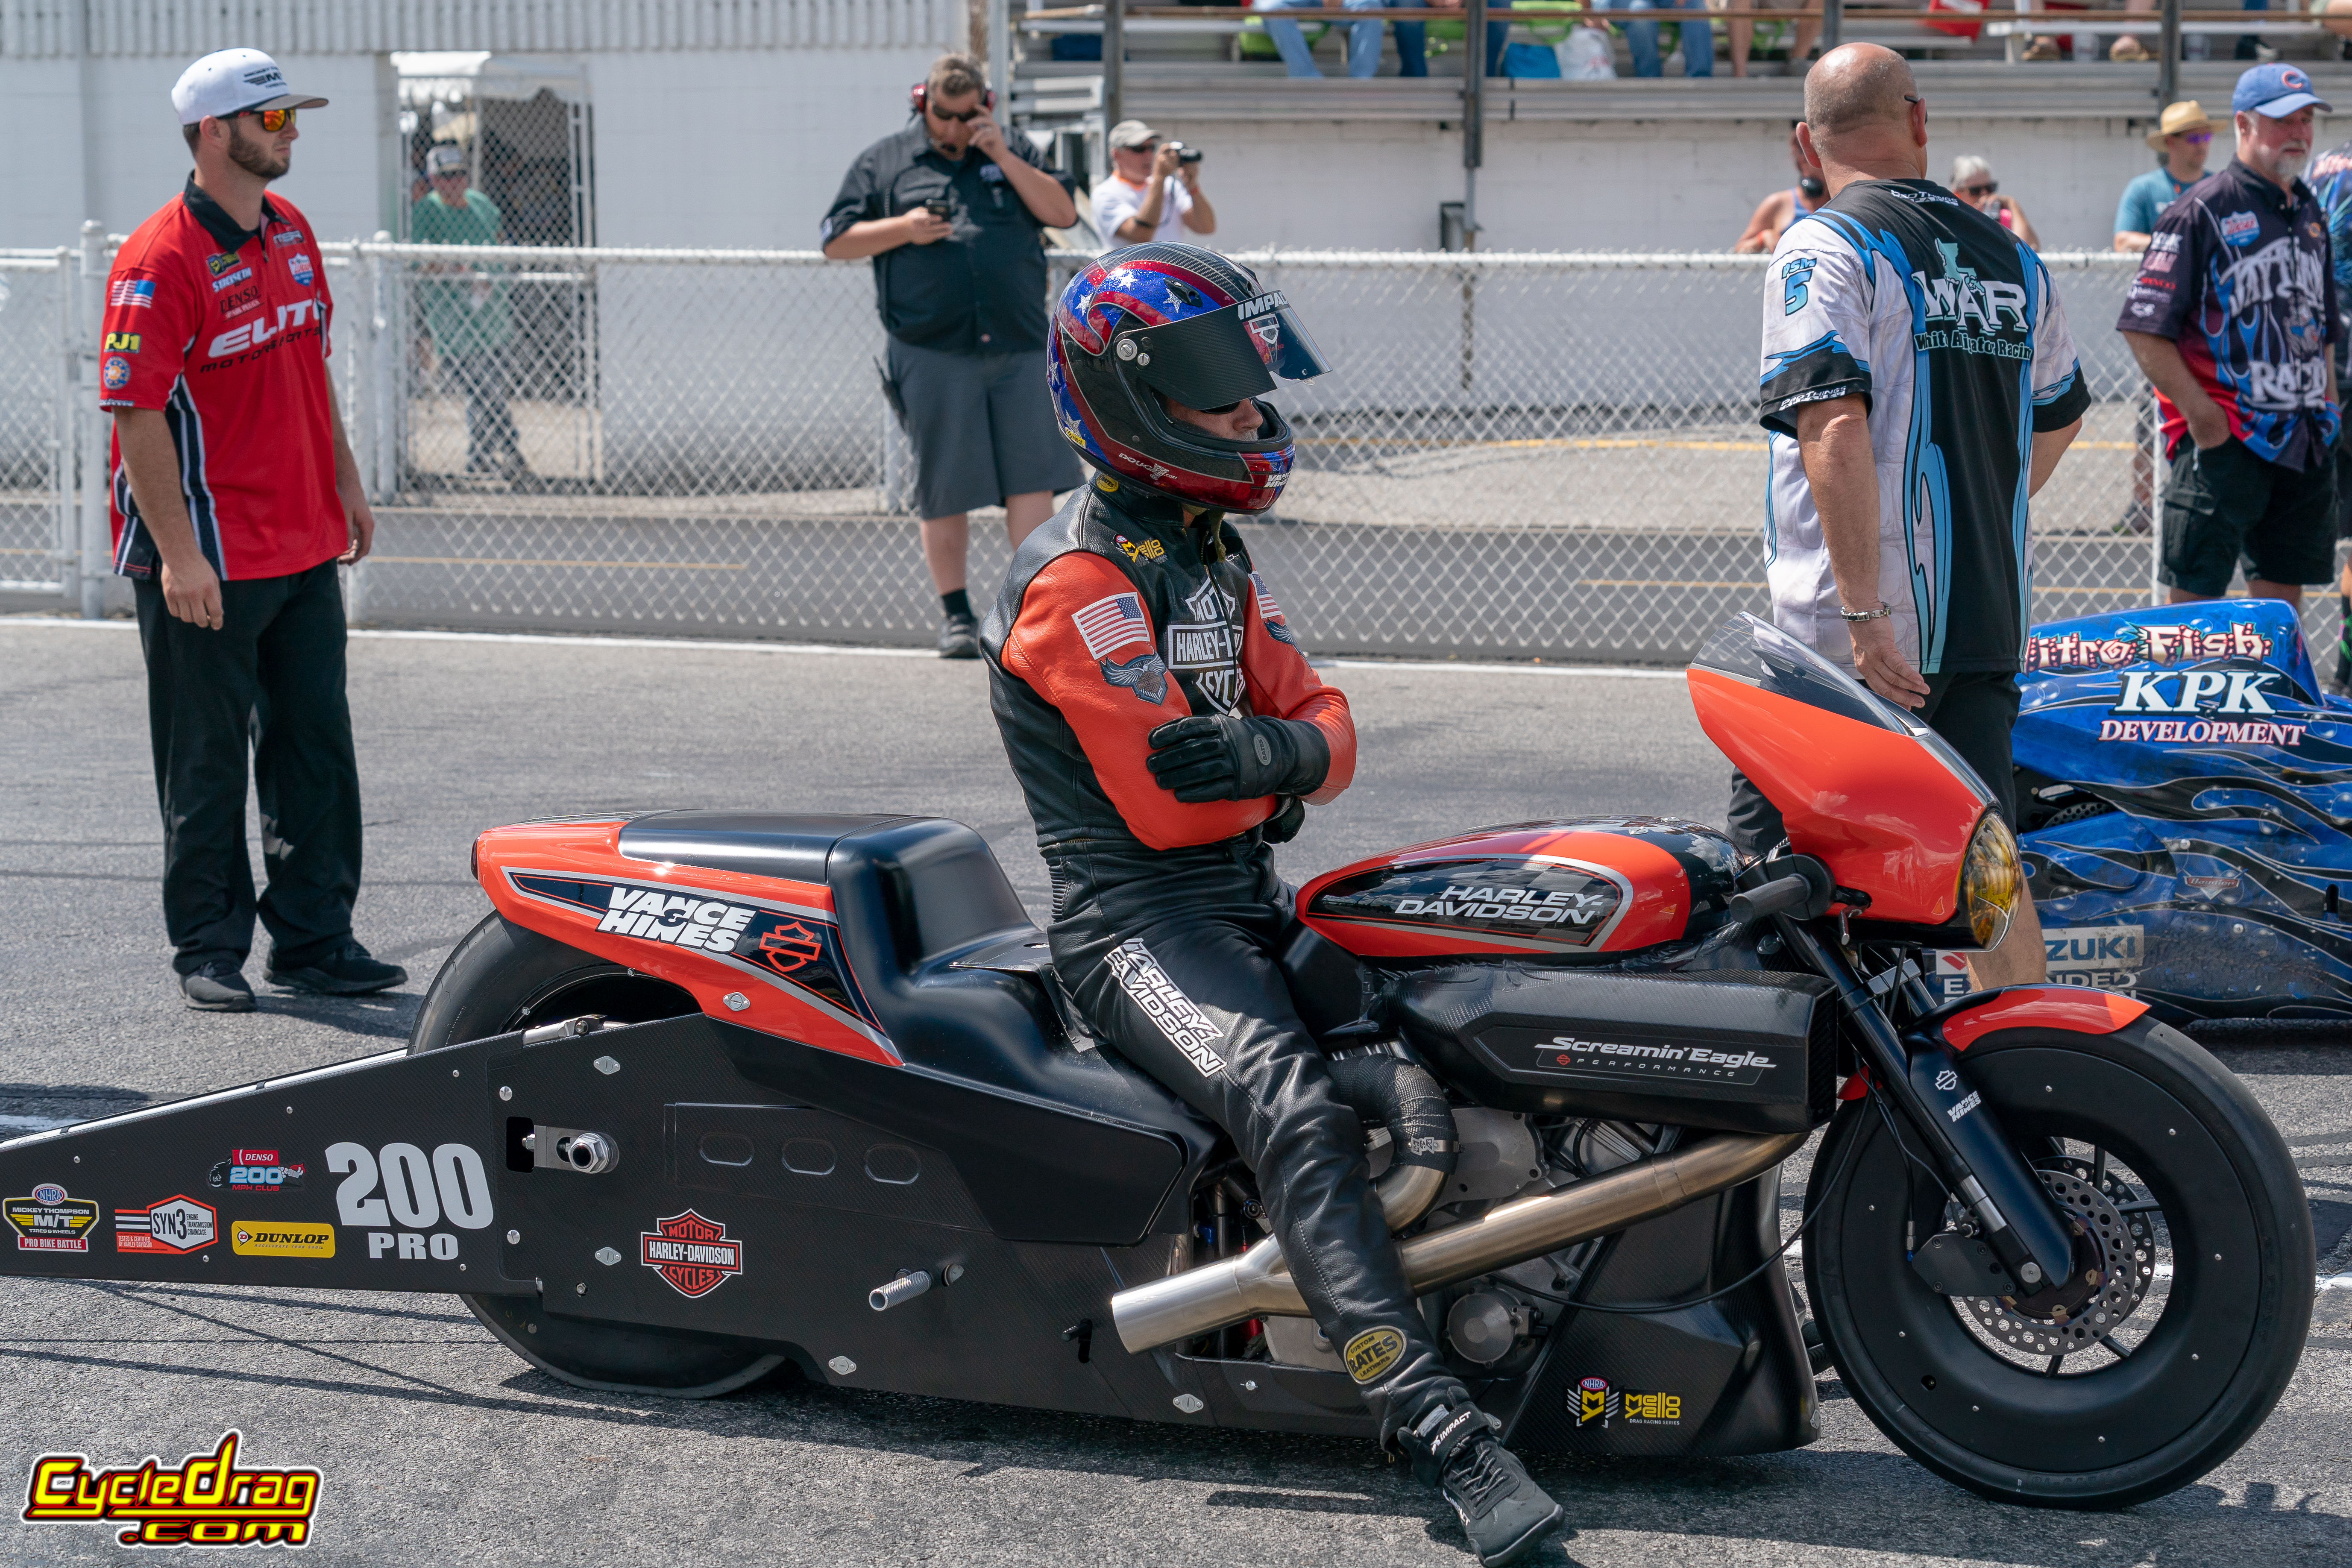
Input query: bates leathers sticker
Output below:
<box><xmin>641</xmin><ymin>1210</ymin><xmax>744</xmax><ymax>1298</ymax></box>
<box><xmin>5</xmin><ymin>1185</ymin><xmax>97</xmax><ymax>1252</ymax></box>
<box><xmin>1342</xmin><ymin>1326</ymin><xmax>1405</xmax><ymax>1384</ymax></box>
<box><xmin>115</xmin><ymin>1195</ymin><xmax>217</xmax><ymax>1254</ymax></box>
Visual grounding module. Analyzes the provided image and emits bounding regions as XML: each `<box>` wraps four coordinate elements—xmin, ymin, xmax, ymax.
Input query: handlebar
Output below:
<box><xmin>1726</xmin><ymin>874</ymin><xmax>1815</xmax><ymax>923</ymax></box>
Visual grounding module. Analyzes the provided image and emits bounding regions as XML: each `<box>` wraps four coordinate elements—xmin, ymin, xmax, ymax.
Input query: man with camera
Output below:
<box><xmin>1091</xmin><ymin>121</ymin><xmax>1218</xmax><ymax>252</ymax></box>
<box><xmin>822</xmin><ymin>53</ymin><xmax>1082</xmax><ymax>659</ymax></box>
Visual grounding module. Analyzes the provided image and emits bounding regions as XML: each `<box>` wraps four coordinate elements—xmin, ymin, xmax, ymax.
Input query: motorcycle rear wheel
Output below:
<box><xmin>1806</xmin><ymin>1014</ymin><xmax>2311</xmax><ymax>1507</ymax></box>
<box><xmin>408</xmin><ymin>912</ymin><xmax>791</xmax><ymax>1398</ymax></box>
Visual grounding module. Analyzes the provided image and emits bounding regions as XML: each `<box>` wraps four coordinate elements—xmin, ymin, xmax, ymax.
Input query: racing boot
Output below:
<box><xmin>1401</xmin><ymin>1401</ymin><xmax>1565</xmax><ymax>1568</ymax></box>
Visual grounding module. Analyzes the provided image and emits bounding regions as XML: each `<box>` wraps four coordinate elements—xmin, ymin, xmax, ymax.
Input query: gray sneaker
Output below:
<box><xmin>182</xmin><ymin>961</ymin><xmax>255</xmax><ymax>1012</ymax></box>
<box><xmin>937</xmin><ymin>613</ymin><xmax>981</xmax><ymax>659</ymax></box>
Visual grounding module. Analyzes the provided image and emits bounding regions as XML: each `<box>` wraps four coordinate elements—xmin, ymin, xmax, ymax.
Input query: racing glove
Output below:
<box><xmin>1146</xmin><ymin>715</ymin><xmax>1330</xmax><ymax>803</ymax></box>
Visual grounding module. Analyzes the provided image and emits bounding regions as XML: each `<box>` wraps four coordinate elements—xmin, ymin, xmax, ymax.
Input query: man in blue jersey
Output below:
<box><xmin>2120</xmin><ymin>65</ymin><xmax>2338</xmax><ymax>635</ymax></box>
<box><xmin>1741</xmin><ymin>43</ymin><xmax>2089</xmax><ymax>988</ymax></box>
<box><xmin>2305</xmin><ymin>109</ymin><xmax>2352</xmax><ymax>692</ymax></box>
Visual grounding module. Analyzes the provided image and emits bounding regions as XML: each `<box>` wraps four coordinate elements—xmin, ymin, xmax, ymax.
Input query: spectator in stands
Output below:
<box><xmin>1952</xmin><ymin>155</ymin><xmax>2041</xmax><ymax>249</ymax></box>
<box><xmin>1730</xmin><ymin>0</ymin><xmax>1819</xmax><ymax>79</ymax></box>
<box><xmin>821</xmin><ymin>53</ymin><xmax>1082</xmax><ymax>660</ymax></box>
<box><xmin>1593</xmin><ymin>0</ymin><xmax>1715</xmax><ymax>77</ymax></box>
<box><xmin>411</xmin><ymin>145</ymin><xmax>528</xmax><ymax>482</ymax></box>
<box><xmin>1093</xmin><ymin>120</ymin><xmax>1218</xmax><ymax>251</ymax></box>
<box><xmin>2120</xmin><ymin>65</ymin><xmax>2338</xmax><ymax>618</ymax></box>
<box><xmin>1261</xmin><ymin>0</ymin><xmax>1433</xmax><ymax>78</ymax></box>
<box><xmin>2113</xmin><ymin>100</ymin><xmax>2214</xmax><ymax>535</ymax></box>
<box><xmin>1735</xmin><ymin>124</ymin><xmax>1828</xmax><ymax>253</ymax></box>
<box><xmin>2115</xmin><ymin>100</ymin><xmax>2214</xmax><ymax>252</ymax></box>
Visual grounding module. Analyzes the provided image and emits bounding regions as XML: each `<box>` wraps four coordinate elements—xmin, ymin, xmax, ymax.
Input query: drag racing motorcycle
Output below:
<box><xmin>0</xmin><ymin>616</ymin><xmax>2310</xmax><ymax>1509</ymax></box>
<box><xmin>1964</xmin><ymin>597</ymin><xmax>2352</xmax><ymax>1021</ymax></box>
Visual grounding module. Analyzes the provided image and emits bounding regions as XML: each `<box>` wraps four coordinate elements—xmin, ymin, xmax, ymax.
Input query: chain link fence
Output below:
<box><xmin>0</xmin><ymin>253</ymin><xmax>72</xmax><ymax>596</ymax></box>
<box><xmin>12</xmin><ymin>239</ymin><xmax>2325</xmax><ymax>670</ymax></box>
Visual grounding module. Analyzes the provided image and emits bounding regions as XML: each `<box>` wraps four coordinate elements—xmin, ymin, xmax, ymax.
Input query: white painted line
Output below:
<box><xmin>0</xmin><ymin>615</ymin><xmax>1691</xmax><ymax>677</ymax></box>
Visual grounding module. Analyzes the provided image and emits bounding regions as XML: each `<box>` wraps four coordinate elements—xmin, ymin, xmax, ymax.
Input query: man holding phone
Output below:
<box><xmin>823</xmin><ymin>53</ymin><xmax>1083</xmax><ymax>658</ymax></box>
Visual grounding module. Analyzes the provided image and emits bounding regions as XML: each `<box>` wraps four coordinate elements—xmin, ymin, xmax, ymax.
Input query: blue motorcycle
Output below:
<box><xmin>1978</xmin><ymin>598</ymin><xmax>2352</xmax><ymax>1022</ymax></box>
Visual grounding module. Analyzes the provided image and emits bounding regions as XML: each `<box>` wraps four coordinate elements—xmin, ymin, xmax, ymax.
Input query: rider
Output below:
<box><xmin>980</xmin><ymin>244</ymin><xmax>1565</xmax><ymax>1568</ymax></box>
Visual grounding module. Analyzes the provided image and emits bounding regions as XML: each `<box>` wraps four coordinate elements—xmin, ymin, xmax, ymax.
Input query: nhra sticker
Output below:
<box><xmin>115</xmin><ymin>1195</ymin><xmax>216</xmax><ymax>1254</ymax></box>
<box><xmin>209</xmin><ymin>1149</ymin><xmax>305</xmax><ymax>1193</ymax></box>
<box><xmin>22</xmin><ymin>1430</ymin><xmax>321</xmax><ymax>1547</ymax></box>
<box><xmin>641</xmin><ymin>1210</ymin><xmax>744</xmax><ymax>1298</ymax></box>
<box><xmin>230</xmin><ymin>1222</ymin><xmax>334</xmax><ymax>1259</ymax></box>
<box><xmin>1105</xmin><ymin>939</ymin><xmax>1227</xmax><ymax>1076</ymax></box>
<box><xmin>4</xmin><ymin>1185</ymin><xmax>97</xmax><ymax>1253</ymax></box>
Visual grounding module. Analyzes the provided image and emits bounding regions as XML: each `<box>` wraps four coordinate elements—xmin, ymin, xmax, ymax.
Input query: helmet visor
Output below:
<box><xmin>1123</xmin><ymin>289</ymin><xmax>1330</xmax><ymax>413</ymax></box>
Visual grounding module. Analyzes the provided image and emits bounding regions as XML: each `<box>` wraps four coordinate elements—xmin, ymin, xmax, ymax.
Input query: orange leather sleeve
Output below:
<box><xmin>999</xmin><ymin>553</ymin><xmax>1277</xmax><ymax>851</ymax></box>
<box><xmin>1240</xmin><ymin>572</ymin><xmax>1355</xmax><ymax>806</ymax></box>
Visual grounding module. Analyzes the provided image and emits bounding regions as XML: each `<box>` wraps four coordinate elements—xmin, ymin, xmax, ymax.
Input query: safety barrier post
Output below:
<box><xmin>53</xmin><ymin>248</ymin><xmax>76</xmax><ymax>604</ymax></box>
<box><xmin>76</xmin><ymin>220</ymin><xmax>107</xmax><ymax>620</ymax></box>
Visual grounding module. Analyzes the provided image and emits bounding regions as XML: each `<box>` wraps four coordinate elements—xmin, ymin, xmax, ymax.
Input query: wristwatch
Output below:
<box><xmin>1838</xmin><ymin>602</ymin><xmax>1893</xmax><ymax>623</ymax></box>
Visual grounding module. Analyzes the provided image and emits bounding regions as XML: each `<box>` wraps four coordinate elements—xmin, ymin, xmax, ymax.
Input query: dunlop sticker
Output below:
<box><xmin>230</xmin><ymin>1222</ymin><xmax>335</xmax><ymax>1259</ymax></box>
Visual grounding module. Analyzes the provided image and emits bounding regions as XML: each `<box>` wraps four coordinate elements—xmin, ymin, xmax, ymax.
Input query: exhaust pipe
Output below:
<box><xmin>1110</xmin><ymin>1128</ymin><xmax>1806</xmax><ymax>1354</ymax></box>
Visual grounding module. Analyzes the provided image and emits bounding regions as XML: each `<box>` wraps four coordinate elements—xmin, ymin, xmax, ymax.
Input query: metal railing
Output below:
<box><xmin>11</xmin><ymin>237</ymin><xmax>2318</xmax><ymax>670</ymax></box>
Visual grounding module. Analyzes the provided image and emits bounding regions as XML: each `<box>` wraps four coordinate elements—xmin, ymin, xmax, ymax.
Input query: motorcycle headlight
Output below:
<box><xmin>1959</xmin><ymin>812</ymin><xmax>2022</xmax><ymax>949</ymax></box>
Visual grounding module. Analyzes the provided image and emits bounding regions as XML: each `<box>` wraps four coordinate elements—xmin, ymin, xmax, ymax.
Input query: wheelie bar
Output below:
<box><xmin>1777</xmin><ymin>917</ymin><xmax>2077</xmax><ymax>1292</ymax></box>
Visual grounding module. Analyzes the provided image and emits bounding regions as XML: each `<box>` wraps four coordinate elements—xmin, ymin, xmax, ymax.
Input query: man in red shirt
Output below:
<box><xmin>103</xmin><ymin>48</ymin><xmax>405</xmax><ymax>1011</ymax></box>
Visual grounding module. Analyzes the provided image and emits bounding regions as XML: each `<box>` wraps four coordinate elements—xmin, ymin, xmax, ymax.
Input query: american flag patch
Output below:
<box><xmin>108</xmin><ymin>279</ymin><xmax>156</xmax><ymax>309</ymax></box>
<box><xmin>1071</xmin><ymin>592</ymin><xmax>1151</xmax><ymax>659</ymax></box>
<box><xmin>1250</xmin><ymin>572</ymin><xmax>1298</xmax><ymax>647</ymax></box>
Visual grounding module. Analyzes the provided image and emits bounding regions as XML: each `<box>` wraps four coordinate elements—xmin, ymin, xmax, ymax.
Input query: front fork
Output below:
<box><xmin>1778</xmin><ymin>917</ymin><xmax>2077</xmax><ymax>1294</ymax></box>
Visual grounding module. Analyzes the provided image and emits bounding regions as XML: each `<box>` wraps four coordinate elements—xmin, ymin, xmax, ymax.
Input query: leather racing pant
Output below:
<box><xmin>1046</xmin><ymin>833</ymin><xmax>1469</xmax><ymax>1444</ymax></box>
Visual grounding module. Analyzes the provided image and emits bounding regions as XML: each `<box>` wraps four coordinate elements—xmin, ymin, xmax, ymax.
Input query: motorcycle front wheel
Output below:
<box><xmin>1805</xmin><ymin>1012</ymin><xmax>2311</xmax><ymax>1507</ymax></box>
<box><xmin>408</xmin><ymin>913</ymin><xmax>792</xmax><ymax>1398</ymax></box>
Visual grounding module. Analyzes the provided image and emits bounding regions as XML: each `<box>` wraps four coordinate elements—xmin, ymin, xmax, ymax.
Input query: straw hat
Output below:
<box><xmin>2146</xmin><ymin>100</ymin><xmax>2213</xmax><ymax>149</ymax></box>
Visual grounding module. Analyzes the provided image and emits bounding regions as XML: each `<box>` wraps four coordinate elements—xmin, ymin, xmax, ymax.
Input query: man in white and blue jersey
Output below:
<box><xmin>1743</xmin><ymin>44</ymin><xmax>2090</xmax><ymax>987</ymax></box>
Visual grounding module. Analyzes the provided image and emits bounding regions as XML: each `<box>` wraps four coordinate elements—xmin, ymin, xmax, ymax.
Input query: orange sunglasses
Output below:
<box><xmin>236</xmin><ymin>107</ymin><xmax>297</xmax><ymax>132</ymax></box>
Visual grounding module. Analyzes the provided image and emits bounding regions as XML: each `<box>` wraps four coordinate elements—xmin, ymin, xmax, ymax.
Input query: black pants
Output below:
<box><xmin>1047</xmin><ymin>837</ymin><xmax>1467</xmax><ymax>1445</ymax></box>
<box><xmin>1727</xmin><ymin>667</ymin><xmax>2021</xmax><ymax>857</ymax></box>
<box><xmin>447</xmin><ymin>350</ymin><xmax>521</xmax><ymax>471</ymax></box>
<box><xmin>134</xmin><ymin>562</ymin><xmax>364</xmax><ymax>975</ymax></box>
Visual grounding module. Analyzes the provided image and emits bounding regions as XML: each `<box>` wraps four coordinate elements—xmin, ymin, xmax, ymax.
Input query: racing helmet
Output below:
<box><xmin>1050</xmin><ymin>243</ymin><xmax>1330</xmax><ymax>514</ymax></box>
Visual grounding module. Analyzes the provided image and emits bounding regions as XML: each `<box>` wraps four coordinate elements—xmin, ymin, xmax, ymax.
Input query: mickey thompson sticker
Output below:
<box><xmin>1105</xmin><ymin>940</ymin><xmax>1226</xmax><ymax>1075</ymax></box>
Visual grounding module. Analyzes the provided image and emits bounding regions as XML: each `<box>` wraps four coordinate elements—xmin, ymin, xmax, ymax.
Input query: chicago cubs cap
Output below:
<box><xmin>171</xmin><ymin>48</ymin><xmax>328</xmax><ymax>126</ymax></box>
<box><xmin>2232</xmin><ymin>63</ymin><xmax>2331</xmax><ymax>119</ymax></box>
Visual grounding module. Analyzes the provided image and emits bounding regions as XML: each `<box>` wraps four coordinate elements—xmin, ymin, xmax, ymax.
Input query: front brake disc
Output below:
<box><xmin>1956</xmin><ymin>1161</ymin><xmax>2154</xmax><ymax>1360</ymax></box>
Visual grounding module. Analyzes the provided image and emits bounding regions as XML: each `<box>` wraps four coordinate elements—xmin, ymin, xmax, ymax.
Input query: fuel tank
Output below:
<box><xmin>1295</xmin><ymin>818</ymin><xmax>1742</xmax><ymax>962</ymax></box>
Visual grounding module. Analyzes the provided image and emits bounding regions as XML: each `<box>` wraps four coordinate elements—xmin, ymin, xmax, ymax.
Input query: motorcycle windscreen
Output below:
<box><xmin>1686</xmin><ymin>614</ymin><xmax>1991</xmax><ymax>926</ymax></box>
<box><xmin>1125</xmin><ymin>290</ymin><xmax>1330</xmax><ymax>411</ymax></box>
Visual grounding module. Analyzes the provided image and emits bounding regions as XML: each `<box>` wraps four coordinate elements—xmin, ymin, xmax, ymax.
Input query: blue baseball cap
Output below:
<box><xmin>2233</xmin><ymin>63</ymin><xmax>2331</xmax><ymax>118</ymax></box>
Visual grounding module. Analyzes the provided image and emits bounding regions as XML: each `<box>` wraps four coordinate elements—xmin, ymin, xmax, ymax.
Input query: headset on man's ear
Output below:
<box><xmin>911</xmin><ymin>81</ymin><xmax>996</xmax><ymax>116</ymax></box>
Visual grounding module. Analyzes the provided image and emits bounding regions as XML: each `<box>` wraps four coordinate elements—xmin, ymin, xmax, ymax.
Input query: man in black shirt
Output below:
<box><xmin>823</xmin><ymin>53</ymin><xmax>1083</xmax><ymax>658</ymax></box>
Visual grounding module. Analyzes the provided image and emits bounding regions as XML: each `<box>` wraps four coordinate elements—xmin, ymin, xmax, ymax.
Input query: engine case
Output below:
<box><xmin>1393</xmin><ymin>967</ymin><xmax>1840</xmax><ymax>1134</ymax></box>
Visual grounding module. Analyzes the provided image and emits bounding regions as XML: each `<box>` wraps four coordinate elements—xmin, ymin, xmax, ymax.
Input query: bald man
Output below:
<box><xmin>1742</xmin><ymin>44</ymin><xmax>2089</xmax><ymax>990</ymax></box>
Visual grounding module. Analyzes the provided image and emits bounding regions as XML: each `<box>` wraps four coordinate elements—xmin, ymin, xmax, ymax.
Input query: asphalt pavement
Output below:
<box><xmin>0</xmin><ymin>617</ymin><xmax>2345</xmax><ymax>1568</ymax></box>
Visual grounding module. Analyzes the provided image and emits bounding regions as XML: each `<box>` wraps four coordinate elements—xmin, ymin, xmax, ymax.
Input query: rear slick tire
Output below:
<box><xmin>407</xmin><ymin>912</ymin><xmax>790</xmax><ymax>1398</ymax></box>
<box><xmin>1805</xmin><ymin>1015</ymin><xmax>2311</xmax><ymax>1508</ymax></box>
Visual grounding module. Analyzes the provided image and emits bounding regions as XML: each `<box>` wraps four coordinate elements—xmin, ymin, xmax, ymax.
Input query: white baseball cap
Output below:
<box><xmin>171</xmin><ymin>48</ymin><xmax>328</xmax><ymax>126</ymax></box>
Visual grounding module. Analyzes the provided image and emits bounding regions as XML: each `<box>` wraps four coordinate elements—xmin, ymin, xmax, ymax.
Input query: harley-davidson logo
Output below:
<box><xmin>754</xmin><ymin>921</ymin><xmax>825</xmax><ymax>975</ymax></box>
<box><xmin>640</xmin><ymin>1210</ymin><xmax>744</xmax><ymax>1298</ymax></box>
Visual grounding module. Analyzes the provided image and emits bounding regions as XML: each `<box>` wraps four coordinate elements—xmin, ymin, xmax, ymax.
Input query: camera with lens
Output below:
<box><xmin>1164</xmin><ymin>141</ymin><xmax>1204</xmax><ymax>166</ymax></box>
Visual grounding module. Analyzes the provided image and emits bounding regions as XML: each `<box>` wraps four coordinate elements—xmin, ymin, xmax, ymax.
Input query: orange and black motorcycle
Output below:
<box><xmin>0</xmin><ymin>615</ymin><xmax>2311</xmax><ymax>1507</ymax></box>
